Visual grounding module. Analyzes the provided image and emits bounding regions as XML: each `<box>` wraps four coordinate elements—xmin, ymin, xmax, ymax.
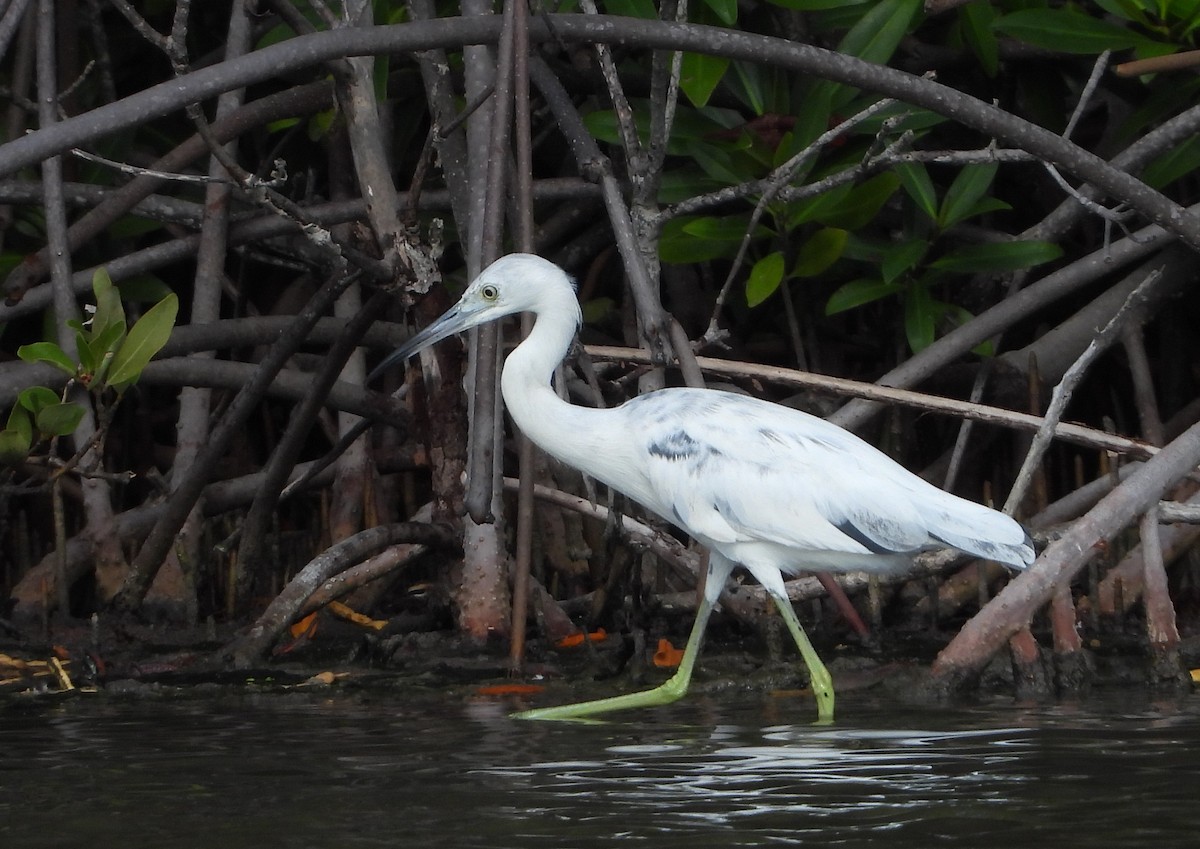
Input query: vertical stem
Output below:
<box><xmin>454</xmin><ymin>0</ymin><xmax>511</xmax><ymax>639</ymax></box>
<box><xmin>0</xmin><ymin>0</ymin><xmax>33</xmax><ymax>62</ymax></box>
<box><xmin>170</xmin><ymin>0</ymin><xmax>250</xmax><ymax>621</ymax></box>
<box><xmin>509</xmin><ymin>0</ymin><xmax>535</xmax><ymax>672</ymax></box>
<box><xmin>1140</xmin><ymin>506</ymin><xmax>1179</xmax><ymax>647</ymax></box>
<box><xmin>465</xmin><ymin>0</ymin><xmax>518</xmax><ymax>524</ymax></box>
<box><xmin>52</xmin><ymin>475</ymin><xmax>68</xmax><ymax>619</ymax></box>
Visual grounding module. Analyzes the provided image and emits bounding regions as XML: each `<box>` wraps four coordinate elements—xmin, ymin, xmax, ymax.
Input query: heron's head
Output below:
<box><xmin>368</xmin><ymin>253</ymin><xmax>579</xmax><ymax>383</ymax></box>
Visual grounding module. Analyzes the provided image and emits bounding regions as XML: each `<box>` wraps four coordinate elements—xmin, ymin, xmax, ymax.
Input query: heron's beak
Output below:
<box><xmin>368</xmin><ymin>300</ymin><xmax>479</xmax><ymax>384</ymax></box>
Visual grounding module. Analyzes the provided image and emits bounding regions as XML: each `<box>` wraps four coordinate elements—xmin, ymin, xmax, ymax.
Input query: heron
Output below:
<box><xmin>372</xmin><ymin>253</ymin><xmax>1034</xmax><ymax>722</ymax></box>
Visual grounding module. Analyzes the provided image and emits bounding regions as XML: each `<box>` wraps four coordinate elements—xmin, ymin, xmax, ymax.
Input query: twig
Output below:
<box><xmin>942</xmin><ymin>358</ymin><xmax>993</xmax><ymax>492</ymax></box>
<box><xmin>1115</xmin><ymin>49</ymin><xmax>1200</xmax><ymax>77</ymax></box>
<box><xmin>1037</xmin><ymin>50</ymin><xmax>1138</xmax><ymax>234</ymax></box>
<box><xmin>577</xmin><ymin>0</ymin><xmax>642</xmax><ymax>163</ymax></box>
<box><xmin>69</xmin><ymin>146</ymin><xmax>234</xmax><ymax>183</ymax></box>
<box><xmin>585</xmin><ymin>343</ymin><xmax>1156</xmax><ymax>460</ymax></box>
<box><xmin>666</xmin><ymin>145</ymin><xmax>1030</xmax><ymax>222</ymax></box>
<box><xmin>1041</xmin><ymin>161</ymin><xmax>1135</xmax><ymax>226</ymax></box>
<box><xmin>1158</xmin><ymin>501</ymin><xmax>1200</xmax><ymax>524</ymax></box>
<box><xmin>166</xmin><ymin>0</ymin><xmax>192</xmax><ymax>74</ymax></box>
<box><xmin>1002</xmin><ymin>267</ymin><xmax>1163</xmax><ymax>515</ymax></box>
<box><xmin>105</xmin><ymin>0</ymin><xmax>169</xmax><ymax>51</ymax></box>
<box><xmin>503</xmin><ymin>477</ymin><xmax>700</xmax><ymax>583</ymax></box>
<box><xmin>645</xmin><ymin>0</ymin><xmax>687</xmax><ymax>191</ymax></box>
<box><xmin>530</xmin><ymin>55</ymin><xmax>674</xmax><ymax>365</ymax></box>
<box><xmin>1122</xmin><ymin>325</ymin><xmax>1165</xmax><ymax>447</ymax></box>
<box><xmin>1063</xmin><ymin>50</ymin><xmax>1110</xmax><ymax>141</ymax></box>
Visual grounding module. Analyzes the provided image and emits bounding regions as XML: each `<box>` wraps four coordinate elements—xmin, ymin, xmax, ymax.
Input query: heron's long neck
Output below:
<box><xmin>500</xmin><ymin>305</ymin><xmax>608</xmax><ymax>475</ymax></box>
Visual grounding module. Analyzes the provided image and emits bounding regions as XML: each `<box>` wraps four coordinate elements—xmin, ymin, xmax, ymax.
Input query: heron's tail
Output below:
<box><xmin>921</xmin><ymin>491</ymin><xmax>1035</xmax><ymax>570</ymax></box>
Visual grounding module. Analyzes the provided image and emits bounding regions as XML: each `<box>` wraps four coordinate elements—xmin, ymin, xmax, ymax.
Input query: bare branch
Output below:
<box><xmin>585</xmin><ymin>344</ymin><xmax>1155</xmax><ymax>459</ymax></box>
<box><xmin>1003</xmin><ymin>267</ymin><xmax>1164</xmax><ymax>515</ymax></box>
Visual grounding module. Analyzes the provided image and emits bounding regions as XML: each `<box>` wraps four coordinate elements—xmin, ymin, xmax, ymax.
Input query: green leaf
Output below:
<box><xmin>959</xmin><ymin>1</ymin><xmax>999</xmax><ymax>77</ymax></box>
<box><xmin>583</xmin><ymin>109</ymin><xmax>624</xmax><ymax>147</ymax></box>
<box><xmin>812</xmin><ymin>173</ymin><xmax>900</xmax><ymax>229</ymax></box>
<box><xmin>992</xmin><ymin>9</ymin><xmax>1158</xmax><ymax>54</ymax></box>
<box><xmin>680</xmin><ymin>53</ymin><xmax>730</xmax><ymax>108</ymax></box>
<box><xmin>306</xmin><ymin>109</ymin><xmax>336</xmax><ymax>142</ymax></box>
<box><xmin>106</xmin><ymin>293</ymin><xmax>178</xmax><ymax>391</ymax></box>
<box><xmin>700</xmin><ymin>0</ymin><xmax>738</xmax><ymax>25</ymax></box>
<box><xmin>839</xmin><ymin>0</ymin><xmax>921</xmax><ymax>65</ymax></box>
<box><xmin>930</xmin><ymin>241</ymin><xmax>1063</xmax><ymax>273</ymax></box>
<box><xmin>604</xmin><ymin>0</ymin><xmax>657</xmax><ymax>18</ymax></box>
<box><xmin>18</xmin><ymin>386</ymin><xmax>60</xmax><ymax>413</ymax></box>
<box><xmin>904</xmin><ymin>281</ymin><xmax>937</xmax><ymax>353</ymax></box>
<box><xmin>681</xmin><ymin>215</ymin><xmax>748</xmax><ymax>241</ymax></box>
<box><xmin>821</xmin><ymin>0</ymin><xmax>921</xmax><ymax>116</ymax></box>
<box><xmin>895</xmin><ymin>163</ymin><xmax>938</xmax><ymax>220</ymax></box>
<box><xmin>657</xmin><ymin>169</ymin><xmax>727</xmax><ymax>204</ymax></box>
<box><xmin>0</xmin><ymin>425</ymin><xmax>32</xmax><ymax>465</ymax></box>
<box><xmin>882</xmin><ymin>239</ymin><xmax>928</xmax><ymax>283</ymax></box>
<box><xmin>1142</xmin><ymin>135</ymin><xmax>1200</xmax><ymax>189</ymax></box>
<box><xmin>825</xmin><ymin>278</ymin><xmax>903</xmax><ymax>315</ymax></box>
<box><xmin>90</xmin><ymin>267</ymin><xmax>126</xmax><ymax>339</ymax></box>
<box><xmin>581</xmin><ymin>297</ymin><xmax>617</xmax><ymax>325</ymax></box>
<box><xmin>726</xmin><ymin>61</ymin><xmax>768</xmax><ymax>116</ymax></box>
<box><xmin>938</xmin><ymin>162</ymin><xmax>998</xmax><ymax>230</ymax></box>
<box><xmin>960</xmin><ymin>196</ymin><xmax>1012</xmax><ymax>220</ymax></box>
<box><xmin>89</xmin><ymin>318</ymin><xmax>128</xmax><ymax>386</ymax></box>
<box><xmin>789</xmin><ymin>80</ymin><xmax>836</xmax><ymax>149</ymax></box>
<box><xmin>686</xmin><ymin>139</ymin><xmax>748</xmax><ymax>184</ymax></box>
<box><xmin>90</xmin><ymin>318</ymin><xmax>128</xmax><ymax>360</ymax></box>
<box><xmin>17</xmin><ymin>341</ymin><xmax>77</xmax><ymax>376</ymax></box>
<box><xmin>660</xmin><ymin>215</ymin><xmax>752</xmax><ymax>264</ymax></box>
<box><xmin>266</xmin><ymin>117</ymin><xmax>301</xmax><ymax>134</ymax></box>
<box><xmin>788</xmin><ymin>183</ymin><xmax>854</xmax><ymax>228</ymax></box>
<box><xmin>7</xmin><ymin>402</ymin><xmax>33</xmax><ymax>443</ymax></box>
<box><xmin>746</xmin><ymin>252</ymin><xmax>786</xmax><ymax>307</ymax></box>
<box><xmin>75</xmin><ymin>328</ymin><xmax>96</xmax><ymax>374</ymax></box>
<box><xmin>1092</xmin><ymin>0</ymin><xmax>1154</xmax><ymax>27</ymax></box>
<box><xmin>35</xmin><ymin>402</ymin><xmax>86</xmax><ymax>437</ymax></box>
<box><xmin>794</xmin><ymin>228</ymin><xmax>848</xmax><ymax>277</ymax></box>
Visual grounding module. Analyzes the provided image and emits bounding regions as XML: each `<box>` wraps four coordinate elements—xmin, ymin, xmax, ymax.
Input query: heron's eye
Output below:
<box><xmin>481</xmin><ymin>284</ymin><xmax>499</xmax><ymax>301</ymax></box>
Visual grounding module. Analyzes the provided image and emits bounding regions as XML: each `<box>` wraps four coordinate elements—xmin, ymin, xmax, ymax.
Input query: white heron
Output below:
<box><xmin>373</xmin><ymin>253</ymin><xmax>1034</xmax><ymax>721</ymax></box>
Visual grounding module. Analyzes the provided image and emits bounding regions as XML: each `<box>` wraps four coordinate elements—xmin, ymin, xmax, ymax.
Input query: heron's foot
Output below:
<box><xmin>514</xmin><ymin>670</ymin><xmax>690</xmax><ymax>722</ymax></box>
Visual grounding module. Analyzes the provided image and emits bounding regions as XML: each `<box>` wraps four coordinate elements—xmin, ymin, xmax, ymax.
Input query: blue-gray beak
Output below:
<box><xmin>368</xmin><ymin>301</ymin><xmax>478</xmax><ymax>384</ymax></box>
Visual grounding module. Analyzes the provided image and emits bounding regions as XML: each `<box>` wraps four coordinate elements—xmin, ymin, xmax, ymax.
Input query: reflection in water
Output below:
<box><xmin>1</xmin><ymin>691</ymin><xmax>1197</xmax><ymax>848</ymax></box>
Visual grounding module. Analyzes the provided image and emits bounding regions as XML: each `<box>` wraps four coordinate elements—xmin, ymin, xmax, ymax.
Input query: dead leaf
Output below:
<box><xmin>652</xmin><ymin>638</ymin><xmax>684</xmax><ymax>668</ymax></box>
<box><xmin>327</xmin><ymin>600</ymin><xmax>387</xmax><ymax>631</ymax></box>
<box><xmin>289</xmin><ymin>611</ymin><xmax>319</xmax><ymax>639</ymax></box>
<box><xmin>555</xmin><ymin>628</ymin><xmax>607</xmax><ymax>648</ymax></box>
<box><xmin>476</xmin><ymin>683</ymin><xmax>546</xmax><ymax>696</ymax></box>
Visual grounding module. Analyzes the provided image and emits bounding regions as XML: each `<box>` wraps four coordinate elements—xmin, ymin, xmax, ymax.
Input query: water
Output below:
<box><xmin>2</xmin><ymin>688</ymin><xmax>1197</xmax><ymax>848</ymax></box>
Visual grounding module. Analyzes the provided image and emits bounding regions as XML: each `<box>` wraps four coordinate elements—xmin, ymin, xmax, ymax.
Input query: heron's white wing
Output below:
<box><xmin>618</xmin><ymin>390</ymin><xmax>925</xmax><ymax>553</ymax></box>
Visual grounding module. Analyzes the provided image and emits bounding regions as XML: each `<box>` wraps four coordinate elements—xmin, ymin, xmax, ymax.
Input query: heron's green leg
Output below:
<box><xmin>768</xmin><ymin>592</ymin><xmax>835</xmax><ymax>722</ymax></box>
<box><xmin>513</xmin><ymin>593</ymin><xmax>716</xmax><ymax>721</ymax></box>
